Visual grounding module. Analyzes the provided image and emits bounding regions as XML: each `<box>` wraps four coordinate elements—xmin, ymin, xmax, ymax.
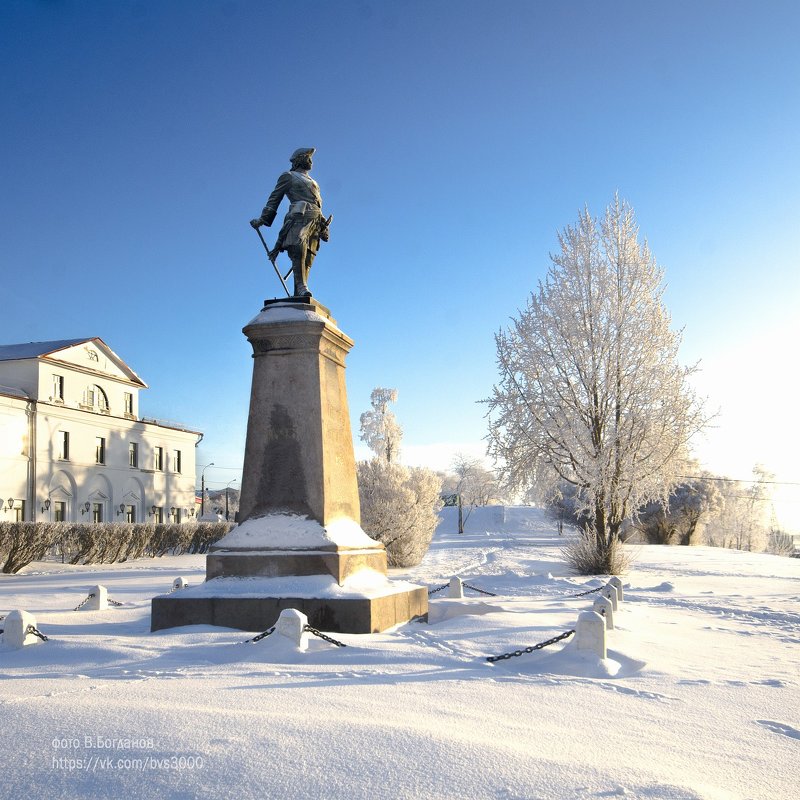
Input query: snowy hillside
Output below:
<box><xmin>1</xmin><ymin>507</ymin><xmax>798</xmax><ymax>800</ymax></box>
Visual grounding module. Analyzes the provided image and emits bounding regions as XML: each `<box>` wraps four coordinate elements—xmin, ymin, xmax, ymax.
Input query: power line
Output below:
<box><xmin>675</xmin><ymin>474</ymin><xmax>800</xmax><ymax>487</ymax></box>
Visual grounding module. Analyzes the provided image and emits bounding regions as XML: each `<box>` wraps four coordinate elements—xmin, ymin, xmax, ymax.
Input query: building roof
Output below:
<box><xmin>0</xmin><ymin>337</ymin><xmax>147</xmax><ymax>387</ymax></box>
<box><xmin>0</xmin><ymin>338</ymin><xmax>93</xmax><ymax>362</ymax></box>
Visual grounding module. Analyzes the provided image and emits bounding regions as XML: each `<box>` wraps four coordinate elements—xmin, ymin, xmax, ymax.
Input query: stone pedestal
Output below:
<box><xmin>152</xmin><ymin>298</ymin><xmax>427</xmax><ymax>634</ymax></box>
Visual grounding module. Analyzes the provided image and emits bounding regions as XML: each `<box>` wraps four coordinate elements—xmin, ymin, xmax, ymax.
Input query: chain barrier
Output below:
<box><xmin>568</xmin><ymin>586</ymin><xmax>605</xmax><ymax>598</ymax></box>
<box><xmin>304</xmin><ymin>625</ymin><xmax>347</xmax><ymax>647</ymax></box>
<box><xmin>486</xmin><ymin>629</ymin><xmax>574</xmax><ymax>663</ymax></box>
<box><xmin>243</xmin><ymin>626</ymin><xmax>276</xmax><ymax>644</ymax></box>
<box><xmin>108</xmin><ymin>599</ymin><xmax>125</xmax><ymax>607</ymax></box>
<box><xmin>430</xmin><ymin>579</ymin><xmax>603</xmax><ymax>600</ymax></box>
<box><xmin>25</xmin><ymin>624</ymin><xmax>49</xmax><ymax>642</ymax></box>
<box><xmin>462</xmin><ymin>582</ymin><xmax>498</xmax><ymax>597</ymax></box>
<box><xmin>73</xmin><ymin>593</ymin><xmax>96</xmax><ymax>611</ymax></box>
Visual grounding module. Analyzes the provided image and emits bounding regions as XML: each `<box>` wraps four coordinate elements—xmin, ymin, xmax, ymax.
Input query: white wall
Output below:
<box><xmin>0</xmin><ymin>343</ymin><xmax>198</xmax><ymax>523</ymax></box>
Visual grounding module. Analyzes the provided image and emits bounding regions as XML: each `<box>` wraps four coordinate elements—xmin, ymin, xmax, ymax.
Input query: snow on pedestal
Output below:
<box><xmin>603</xmin><ymin>583</ymin><xmax>619</xmax><ymax>612</ymax></box>
<box><xmin>448</xmin><ymin>577</ymin><xmax>464</xmax><ymax>599</ymax></box>
<box><xmin>85</xmin><ymin>585</ymin><xmax>108</xmax><ymax>611</ymax></box>
<box><xmin>2</xmin><ymin>610</ymin><xmax>41</xmax><ymax>649</ymax></box>
<box><xmin>172</xmin><ymin>577</ymin><xmax>189</xmax><ymax>591</ymax></box>
<box><xmin>592</xmin><ymin>595</ymin><xmax>614</xmax><ymax>630</ymax></box>
<box><xmin>275</xmin><ymin>608</ymin><xmax>310</xmax><ymax>651</ymax></box>
<box><xmin>575</xmin><ymin>610</ymin><xmax>606</xmax><ymax>659</ymax></box>
<box><xmin>608</xmin><ymin>576</ymin><xmax>624</xmax><ymax>602</ymax></box>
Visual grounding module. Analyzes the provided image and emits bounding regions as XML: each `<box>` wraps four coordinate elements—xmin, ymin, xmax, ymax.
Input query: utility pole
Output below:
<box><xmin>200</xmin><ymin>462</ymin><xmax>215</xmax><ymax>516</ymax></box>
<box><xmin>225</xmin><ymin>478</ymin><xmax>238</xmax><ymax>521</ymax></box>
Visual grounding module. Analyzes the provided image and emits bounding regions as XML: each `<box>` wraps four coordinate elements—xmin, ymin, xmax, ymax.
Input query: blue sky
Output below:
<box><xmin>2</xmin><ymin>1</ymin><xmax>798</xmax><ymax>525</ymax></box>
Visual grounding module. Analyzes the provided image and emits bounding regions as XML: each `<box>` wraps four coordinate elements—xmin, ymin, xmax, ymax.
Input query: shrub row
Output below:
<box><xmin>0</xmin><ymin>521</ymin><xmax>232</xmax><ymax>574</ymax></box>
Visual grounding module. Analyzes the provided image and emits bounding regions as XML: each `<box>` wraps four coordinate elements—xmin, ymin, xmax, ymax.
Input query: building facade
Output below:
<box><xmin>0</xmin><ymin>338</ymin><xmax>200</xmax><ymax>523</ymax></box>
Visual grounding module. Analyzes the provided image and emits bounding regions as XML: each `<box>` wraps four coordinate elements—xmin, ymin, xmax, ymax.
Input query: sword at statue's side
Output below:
<box><xmin>250</xmin><ymin>220</ymin><xmax>290</xmax><ymax>297</ymax></box>
<box><xmin>281</xmin><ymin>213</ymin><xmax>334</xmax><ymax>281</ymax></box>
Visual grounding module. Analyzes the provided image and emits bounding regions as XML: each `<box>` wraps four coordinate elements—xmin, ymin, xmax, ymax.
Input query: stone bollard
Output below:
<box><xmin>172</xmin><ymin>577</ymin><xmax>189</xmax><ymax>591</ymax></box>
<box><xmin>608</xmin><ymin>576</ymin><xmax>624</xmax><ymax>603</ymax></box>
<box><xmin>275</xmin><ymin>608</ymin><xmax>310</xmax><ymax>651</ymax></box>
<box><xmin>602</xmin><ymin>583</ymin><xmax>619</xmax><ymax>612</ymax></box>
<box><xmin>592</xmin><ymin>595</ymin><xmax>614</xmax><ymax>630</ymax></box>
<box><xmin>575</xmin><ymin>610</ymin><xmax>606</xmax><ymax>659</ymax></box>
<box><xmin>85</xmin><ymin>585</ymin><xmax>108</xmax><ymax>611</ymax></box>
<box><xmin>2</xmin><ymin>610</ymin><xmax>42</xmax><ymax>649</ymax></box>
<box><xmin>448</xmin><ymin>576</ymin><xmax>464</xmax><ymax>599</ymax></box>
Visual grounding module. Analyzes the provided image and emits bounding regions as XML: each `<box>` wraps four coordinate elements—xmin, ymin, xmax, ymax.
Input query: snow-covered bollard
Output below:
<box><xmin>172</xmin><ymin>577</ymin><xmax>189</xmax><ymax>592</ymax></box>
<box><xmin>602</xmin><ymin>583</ymin><xmax>619</xmax><ymax>612</ymax></box>
<box><xmin>592</xmin><ymin>595</ymin><xmax>614</xmax><ymax>630</ymax></box>
<box><xmin>2</xmin><ymin>610</ymin><xmax>42</xmax><ymax>649</ymax></box>
<box><xmin>85</xmin><ymin>585</ymin><xmax>108</xmax><ymax>611</ymax></box>
<box><xmin>448</xmin><ymin>576</ymin><xmax>464</xmax><ymax>599</ymax></box>
<box><xmin>275</xmin><ymin>608</ymin><xmax>310</xmax><ymax>651</ymax></box>
<box><xmin>575</xmin><ymin>610</ymin><xmax>606</xmax><ymax>659</ymax></box>
<box><xmin>608</xmin><ymin>576</ymin><xmax>624</xmax><ymax>603</ymax></box>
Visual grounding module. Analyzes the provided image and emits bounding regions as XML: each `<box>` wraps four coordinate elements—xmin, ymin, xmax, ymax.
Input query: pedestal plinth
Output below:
<box><xmin>151</xmin><ymin>298</ymin><xmax>428</xmax><ymax>633</ymax></box>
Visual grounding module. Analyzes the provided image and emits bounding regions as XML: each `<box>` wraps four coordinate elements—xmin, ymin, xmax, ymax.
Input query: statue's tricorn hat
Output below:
<box><xmin>290</xmin><ymin>147</ymin><xmax>315</xmax><ymax>161</ymax></box>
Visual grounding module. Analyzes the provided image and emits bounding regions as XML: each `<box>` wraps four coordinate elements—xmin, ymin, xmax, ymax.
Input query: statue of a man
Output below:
<box><xmin>250</xmin><ymin>147</ymin><xmax>329</xmax><ymax>297</ymax></box>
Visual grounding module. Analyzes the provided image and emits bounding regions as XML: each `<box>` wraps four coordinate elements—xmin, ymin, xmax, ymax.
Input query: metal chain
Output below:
<box><xmin>428</xmin><ymin>584</ymin><xmax>449</xmax><ymax>596</ymax></box>
<box><xmin>486</xmin><ymin>629</ymin><xmax>575</xmax><ymax>663</ymax></box>
<box><xmin>73</xmin><ymin>593</ymin><xmax>96</xmax><ymax>611</ymax></box>
<box><xmin>242</xmin><ymin>626</ymin><xmax>275</xmax><ymax>643</ymax></box>
<box><xmin>462</xmin><ymin>582</ymin><xmax>498</xmax><ymax>597</ymax></box>
<box><xmin>108</xmin><ymin>599</ymin><xmax>125</xmax><ymax>607</ymax></box>
<box><xmin>568</xmin><ymin>586</ymin><xmax>605</xmax><ymax>598</ymax></box>
<box><xmin>303</xmin><ymin>624</ymin><xmax>347</xmax><ymax>647</ymax></box>
<box><xmin>25</xmin><ymin>624</ymin><xmax>49</xmax><ymax>642</ymax></box>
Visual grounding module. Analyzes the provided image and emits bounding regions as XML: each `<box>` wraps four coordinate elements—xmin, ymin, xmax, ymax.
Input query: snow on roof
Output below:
<box><xmin>0</xmin><ymin>338</ymin><xmax>92</xmax><ymax>362</ymax></box>
<box><xmin>0</xmin><ymin>383</ymin><xmax>29</xmax><ymax>398</ymax></box>
<box><xmin>0</xmin><ymin>337</ymin><xmax>148</xmax><ymax>387</ymax></box>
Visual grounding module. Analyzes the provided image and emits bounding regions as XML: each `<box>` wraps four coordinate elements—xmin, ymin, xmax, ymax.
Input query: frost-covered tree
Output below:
<box><xmin>357</xmin><ymin>459</ymin><xmax>442</xmax><ymax>566</ymax></box>
<box><xmin>486</xmin><ymin>196</ymin><xmax>706</xmax><ymax>573</ymax></box>
<box><xmin>440</xmin><ymin>454</ymin><xmax>505</xmax><ymax>534</ymax></box>
<box><xmin>635</xmin><ymin>469</ymin><xmax>723</xmax><ymax>545</ymax></box>
<box><xmin>359</xmin><ymin>387</ymin><xmax>403</xmax><ymax>463</ymax></box>
<box><xmin>704</xmin><ymin>465</ymin><xmax>773</xmax><ymax>551</ymax></box>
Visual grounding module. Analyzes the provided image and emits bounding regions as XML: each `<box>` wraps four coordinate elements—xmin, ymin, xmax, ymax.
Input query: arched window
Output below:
<box><xmin>84</xmin><ymin>384</ymin><xmax>109</xmax><ymax>413</ymax></box>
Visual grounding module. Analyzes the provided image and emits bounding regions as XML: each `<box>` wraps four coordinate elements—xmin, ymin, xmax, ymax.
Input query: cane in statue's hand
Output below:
<box><xmin>250</xmin><ymin>220</ymin><xmax>290</xmax><ymax>297</ymax></box>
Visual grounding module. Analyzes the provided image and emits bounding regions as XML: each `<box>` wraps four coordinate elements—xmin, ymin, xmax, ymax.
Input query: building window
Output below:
<box><xmin>129</xmin><ymin>442</ymin><xmax>138</xmax><ymax>468</ymax></box>
<box><xmin>125</xmin><ymin>505</ymin><xmax>136</xmax><ymax>523</ymax></box>
<box><xmin>153</xmin><ymin>506</ymin><xmax>163</xmax><ymax>524</ymax></box>
<box><xmin>54</xmin><ymin>501</ymin><xmax>66</xmax><ymax>522</ymax></box>
<box><xmin>171</xmin><ymin>507</ymin><xmax>181</xmax><ymax>523</ymax></box>
<box><xmin>124</xmin><ymin>392</ymin><xmax>133</xmax><ymax>416</ymax></box>
<box><xmin>95</xmin><ymin>437</ymin><xmax>105</xmax><ymax>464</ymax></box>
<box><xmin>173</xmin><ymin>449</ymin><xmax>182</xmax><ymax>474</ymax></box>
<box><xmin>14</xmin><ymin>501</ymin><xmax>25</xmax><ymax>522</ymax></box>
<box><xmin>52</xmin><ymin>374</ymin><xmax>64</xmax><ymax>401</ymax></box>
<box><xmin>84</xmin><ymin>384</ymin><xmax>109</xmax><ymax>412</ymax></box>
<box><xmin>154</xmin><ymin>446</ymin><xmax>163</xmax><ymax>471</ymax></box>
<box><xmin>92</xmin><ymin>503</ymin><xmax>103</xmax><ymax>523</ymax></box>
<box><xmin>58</xmin><ymin>431</ymin><xmax>70</xmax><ymax>460</ymax></box>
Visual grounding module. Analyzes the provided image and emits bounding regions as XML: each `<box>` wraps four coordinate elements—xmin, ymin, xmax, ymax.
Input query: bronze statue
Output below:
<box><xmin>250</xmin><ymin>147</ymin><xmax>330</xmax><ymax>297</ymax></box>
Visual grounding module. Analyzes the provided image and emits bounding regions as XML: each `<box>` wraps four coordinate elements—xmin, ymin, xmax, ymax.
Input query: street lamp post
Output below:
<box><xmin>200</xmin><ymin>462</ymin><xmax>215</xmax><ymax>516</ymax></box>
<box><xmin>225</xmin><ymin>478</ymin><xmax>238</xmax><ymax>522</ymax></box>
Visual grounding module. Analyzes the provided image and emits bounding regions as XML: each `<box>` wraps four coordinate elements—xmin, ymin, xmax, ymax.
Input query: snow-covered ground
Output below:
<box><xmin>1</xmin><ymin>506</ymin><xmax>798</xmax><ymax>800</ymax></box>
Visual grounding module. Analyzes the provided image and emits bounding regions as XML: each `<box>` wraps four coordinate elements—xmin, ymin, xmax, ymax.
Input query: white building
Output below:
<box><xmin>0</xmin><ymin>338</ymin><xmax>201</xmax><ymax>524</ymax></box>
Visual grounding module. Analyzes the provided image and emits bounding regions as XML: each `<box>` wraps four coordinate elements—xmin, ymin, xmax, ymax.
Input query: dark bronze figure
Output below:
<box><xmin>251</xmin><ymin>147</ymin><xmax>330</xmax><ymax>297</ymax></box>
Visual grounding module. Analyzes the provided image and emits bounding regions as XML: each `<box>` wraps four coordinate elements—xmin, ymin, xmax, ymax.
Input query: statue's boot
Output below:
<box><xmin>292</xmin><ymin>262</ymin><xmax>311</xmax><ymax>297</ymax></box>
